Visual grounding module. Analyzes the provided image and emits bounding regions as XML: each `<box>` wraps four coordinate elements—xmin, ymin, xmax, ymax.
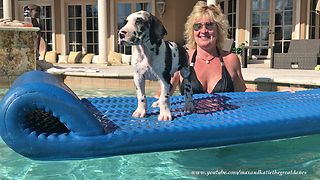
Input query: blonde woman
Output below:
<box><xmin>154</xmin><ymin>1</ymin><xmax>256</xmax><ymax>98</ymax></box>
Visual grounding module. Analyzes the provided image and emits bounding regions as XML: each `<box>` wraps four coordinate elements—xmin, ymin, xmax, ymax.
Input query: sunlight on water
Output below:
<box><xmin>0</xmin><ymin>86</ymin><xmax>320</xmax><ymax>179</ymax></box>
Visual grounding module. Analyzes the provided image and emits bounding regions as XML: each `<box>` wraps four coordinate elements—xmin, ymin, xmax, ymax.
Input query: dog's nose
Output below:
<box><xmin>119</xmin><ymin>31</ymin><xmax>127</xmax><ymax>39</ymax></box>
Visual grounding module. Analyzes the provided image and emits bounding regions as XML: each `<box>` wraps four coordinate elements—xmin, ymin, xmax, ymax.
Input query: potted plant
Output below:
<box><xmin>232</xmin><ymin>41</ymin><xmax>248</xmax><ymax>64</ymax></box>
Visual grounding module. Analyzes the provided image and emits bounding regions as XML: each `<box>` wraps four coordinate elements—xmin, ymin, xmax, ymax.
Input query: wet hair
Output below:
<box><xmin>184</xmin><ymin>1</ymin><xmax>229</xmax><ymax>51</ymax></box>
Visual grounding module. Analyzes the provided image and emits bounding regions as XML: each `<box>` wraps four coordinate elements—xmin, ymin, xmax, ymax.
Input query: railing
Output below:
<box><xmin>241</xmin><ymin>46</ymin><xmax>274</xmax><ymax>68</ymax></box>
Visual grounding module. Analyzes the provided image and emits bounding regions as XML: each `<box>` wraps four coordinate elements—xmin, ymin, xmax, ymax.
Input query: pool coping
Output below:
<box><xmin>1</xmin><ymin>63</ymin><xmax>320</xmax><ymax>91</ymax></box>
<box><xmin>50</xmin><ymin>63</ymin><xmax>320</xmax><ymax>87</ymax></box>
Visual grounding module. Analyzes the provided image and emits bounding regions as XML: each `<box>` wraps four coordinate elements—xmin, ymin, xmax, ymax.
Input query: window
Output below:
<box><xmin>40</xmin><ymin>6</ymin><xmax>53</xmax><ymax>51</ymax></box>
<box><xmin>0</xmin><ymin>1</ymin><xmax>3</xmax><ymax>19</ymax></box>
<box><xmin>218</xmin><ymin>0</ymin><xmax>236</xmax><ymax>47</ymax></box>
<box><xmin>252</xmin><ymin>0</ymin><xmax>271</xmax><ymax>55</ymax></box>
<box><xmin>218</xmin><ymin>1</ymin><xmax>225</xmax><ymax>13</ymax></box>
<box><xmin>67</xmin><ymin>3</ymin><xmax>98</xmax><ymax>55</ymax></box>
<box><xmin>86</xmin><ymin>4</ymin><xmax>99</xmax><ymax>54</ymax></box>
<box><xmin>273</xmin><ymin>0</ymin><xmax>293</xmax><ymax>53</ymax></box>
<box><xmin>136</xmin><ymin>2</ymin><xmax>151</xmax><ymax>12</ymax></box>
<box><xmin>116</xmin><ymin>2</ymin><xmax>151</xmax><ymax>55</ymax></box>
<box><xmin>117</xmin><ymin>3</ymin><xmax>132</xmax><ymax>55</ymax></box>
<box><xmin>309</xmin><ymin>0</ymin><xmax>320</xmax><ymax>39</ymax></box>
<box><xmin>68</xmin><ymin>5</ymin><xmax>83</xmax><ymax>52</ymax></box>
<box><xmin>227</xmin><ymin>0</ymin><xmax>237</xmax><ymax>40</ymax></box>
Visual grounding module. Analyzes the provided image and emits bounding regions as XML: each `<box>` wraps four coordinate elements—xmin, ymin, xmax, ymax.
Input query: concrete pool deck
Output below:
<box><xmin>48</xmin><ymin>61</ymin><xmax>320</xmax><ymax>91</ymax></box>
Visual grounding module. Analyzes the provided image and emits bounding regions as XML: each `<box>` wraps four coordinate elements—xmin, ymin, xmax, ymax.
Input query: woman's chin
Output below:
<box><xmin>198</xmin><ymin>42</ymin><xmax>215</xmax><ymax>49</ymax></box>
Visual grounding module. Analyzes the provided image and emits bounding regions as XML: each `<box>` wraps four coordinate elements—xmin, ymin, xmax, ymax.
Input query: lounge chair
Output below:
<box><xmin>273</xmin><ymin>39</ymin><xmax>320</xmax><ymax>69</ymax></box>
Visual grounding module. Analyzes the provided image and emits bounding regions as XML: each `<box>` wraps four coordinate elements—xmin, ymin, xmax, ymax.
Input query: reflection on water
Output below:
<box><xmin>69</xmin><ymin>85</ymin><xmax>163</xmax><ymax>99</ymax></box>
<box><xmin>1</xmin><ymin>134</ymin><xmax>320</xmax><ymax>179</ymax></box>
<box><xmin>0</xmin><ymin>86</ymin><xmax>320</xmax><ymax>179</ymax></box>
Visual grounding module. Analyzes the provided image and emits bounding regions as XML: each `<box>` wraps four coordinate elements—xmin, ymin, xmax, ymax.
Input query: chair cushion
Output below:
<box><xmin>81</xmin><ymin>54</ymin><xmax>95</xmax><ymax>64</ymax></box>
<box><xmin>92</xmin><ymin>55</ymin><xmax>99</xmax><ymax>64</ymax></box>
<box><xmin>108</xmin><ymin>51</ymin><xmax>122</xmax><ymax>64</ymax></box>
<box><xmin>68</xmin><ymin>52</ymin><xmax>82</xmax><ymax>64</ymax></box>
<box><xmin>122</xmin><ymin>54</ymin><xmax>131</xmax><ymax>64</ymax></box>
<box><xmin>44</xmin><ymin>51</ymin><xmax>57</xmax><ymax>63</ymax></box>
<box><xmin>58</xmin><ymin>55</ymin><xmax>68</xmax><ymax>64</ymax></box>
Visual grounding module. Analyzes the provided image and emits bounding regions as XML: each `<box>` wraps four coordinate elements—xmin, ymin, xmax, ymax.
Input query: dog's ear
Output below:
<box><xmin>149</xmin><ymin>14</ymin><xmax>167</xmax><ymax>45</ymax></box>
<box><xmin>26</xmin><ymin>4</ymin><xmax>40</xmax><ymax>18</ymax></box>
<box><xmin>35</xmin><ymin>6</ymin><xmax>41</xmax><ymax>18</ymax></box>
<box><xmin>23</xmin><ymin>5</ymin><xmax>28</xmax><ymax>12</ymax></box>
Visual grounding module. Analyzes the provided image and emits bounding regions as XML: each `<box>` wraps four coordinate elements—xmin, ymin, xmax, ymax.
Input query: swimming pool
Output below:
<box><xmin>0</xmin><ymin>86</ymin><xmax>319</xmax><ymax>179</ymax></box>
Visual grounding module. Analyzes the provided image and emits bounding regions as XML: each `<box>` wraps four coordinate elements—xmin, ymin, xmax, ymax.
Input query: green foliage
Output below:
<box><xmin>232</xmin><ymin>41</ymin><xmax>248</xmax><ymax>55</ymax></box>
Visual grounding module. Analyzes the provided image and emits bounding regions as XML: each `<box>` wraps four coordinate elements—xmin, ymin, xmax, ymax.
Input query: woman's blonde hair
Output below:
<box><xmin>184</xmin><ymin>1</ymin><xmax>229</xmax><ymax>50</ymax></box>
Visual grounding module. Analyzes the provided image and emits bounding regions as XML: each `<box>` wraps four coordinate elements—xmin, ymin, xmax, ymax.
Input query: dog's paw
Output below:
<box><xmin>132</xmin><ymin>109</ymin><xmax>147</xmax><ymax>118</ymax></box>
<box><xmin>158</xmin><ymin>112</ymin><xmax>172</xmax><ymax>121</ymax></box>
<box><xmin>151</xmin><ymin>101</ymin><xmax>160</xmax><ymax>108</ymax></box>
<box><xmin>184</xmin><ymin>102</ymin><xmax>195</xmax><ymax>113</ymax></box>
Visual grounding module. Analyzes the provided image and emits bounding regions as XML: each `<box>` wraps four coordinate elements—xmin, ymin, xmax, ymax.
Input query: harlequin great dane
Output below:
<box><xmin>118</xmin><ymin>10</ymin><xmax>194</xmax><ymax>121</ymax></box>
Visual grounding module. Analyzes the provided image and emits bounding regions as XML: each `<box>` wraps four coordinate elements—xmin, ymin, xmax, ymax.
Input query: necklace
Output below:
<box><xmin>197</xmin><ymin>55</ymin><xmax>215</xmax><ymax>64</ymax></box>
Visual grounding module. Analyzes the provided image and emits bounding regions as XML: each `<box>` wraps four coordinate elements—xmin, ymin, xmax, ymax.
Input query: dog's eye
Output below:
<box><xmin>135</xmin><ymin>18</ymin><xmax>143</xmax><ymax>26</ymax></box>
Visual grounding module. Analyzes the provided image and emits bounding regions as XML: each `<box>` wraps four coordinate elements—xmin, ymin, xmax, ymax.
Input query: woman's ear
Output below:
<box><xmin>149</xmin><ymin>14</ymin><xmax>167</xmax><ymax>45</ymax></box>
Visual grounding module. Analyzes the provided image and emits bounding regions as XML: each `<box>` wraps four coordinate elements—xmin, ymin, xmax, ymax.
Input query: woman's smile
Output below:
<box><xmin>193</xmin><ymin>17</ymin><xmax>217</xmax><ymax>50</ymax></box>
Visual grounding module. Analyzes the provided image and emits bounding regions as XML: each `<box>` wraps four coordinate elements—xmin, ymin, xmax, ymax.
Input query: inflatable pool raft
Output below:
<box><xmin>1</xmin><ymin>71</ymin><xmax>320</xmax><ymax>161</ymax></box>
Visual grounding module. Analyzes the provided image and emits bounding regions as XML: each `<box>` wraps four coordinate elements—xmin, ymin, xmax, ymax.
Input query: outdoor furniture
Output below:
<box><xmin>222</xmin><ymin>38</ymin><xmax>234</xmax><ymax>52</ymax></box>
<box><xmin>241</xmin><ymin>46</ymin><xmax>274</xmax><ymax>68</ymax></box>
<box><xmin>273</xmin><ymin>39</ymin><xmax>320</xmax><ymax>70</ymax></box>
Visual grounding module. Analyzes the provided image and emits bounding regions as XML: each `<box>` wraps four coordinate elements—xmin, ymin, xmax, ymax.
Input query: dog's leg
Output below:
<box><xmin>157</xmin><ymin>80</ymin><xmax>172</xmax><ymax>121</ymax></box>
<box><xmin>132</xmin><ymin>73</ymin><xmax>148</xmax><ymax>118</ymax></box>
<box><xmin>180</xmin><ymin>67</ymin><xmax>194</xmax><ymax>113</ymax></box>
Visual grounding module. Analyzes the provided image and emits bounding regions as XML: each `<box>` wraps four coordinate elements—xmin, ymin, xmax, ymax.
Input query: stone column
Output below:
<box><xmin>207</xmin><ymin>0</ymin><xmax>217</xmax><ymax>5</ymax></box>
<box><xmin>98</xmin><ymin>0</ymin><xmax>108</xmax><ymax>63</ymax></box>
<box><xmin>60</xmin><ymin>0</ymin><xmax>67</xmax><ymax>56</ymax></box>
<box><xmin>3</xmin><ymin>0</ymin><xmax>12</xmax><ymax>19</ymax></box>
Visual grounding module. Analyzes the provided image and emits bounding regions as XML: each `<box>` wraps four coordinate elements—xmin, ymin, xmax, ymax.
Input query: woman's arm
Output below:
<box><xmin>153</xmin><ymin>71</ymin><xmax>181</xmax><ymax>98</ymax></box>
<box><xmin>234</xmin><ymin>62</ymin><xmax>259</xmax><ymax>92</ymax></box>
<box><xmin>224</xmin><ymin>52</ymin><xmax>259</xmax><ymax>92</ymax></box>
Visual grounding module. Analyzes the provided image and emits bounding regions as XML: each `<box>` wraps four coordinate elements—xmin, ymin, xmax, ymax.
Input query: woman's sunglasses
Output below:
<box><xmin>193</xmin><ymin>22</ymin><xmax>215</xmax><ymax>31</ymax></box>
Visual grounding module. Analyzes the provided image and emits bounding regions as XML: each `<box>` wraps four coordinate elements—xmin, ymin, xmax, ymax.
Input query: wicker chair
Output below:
<box><xmin>273</xmin><ymin>39</ymin><xmax>320</xmax><ymax>69</ymax></box>
<box><xmin>222</xmin><ymin>38</ymin><xmax>234</xmax><ymax>52</ymax></box>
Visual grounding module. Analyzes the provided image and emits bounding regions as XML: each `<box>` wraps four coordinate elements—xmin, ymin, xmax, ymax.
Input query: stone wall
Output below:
<box><xmin>0</xmin><ymin>27</ymin><xmax>39</xmax><ymax>76</ymax></box>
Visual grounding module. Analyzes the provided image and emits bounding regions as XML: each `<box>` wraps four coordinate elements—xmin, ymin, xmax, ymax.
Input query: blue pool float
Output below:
<box><xmin>1</xmin><ymin>71</ymin><xmax>320</xmax><ymax>161</ymax></box>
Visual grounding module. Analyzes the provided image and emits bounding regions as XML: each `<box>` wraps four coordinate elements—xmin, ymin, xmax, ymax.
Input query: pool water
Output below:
<box><xmin>0</xmin><ymin>87</ymin><xmax>320</xmax><ymax>180</ymax></box>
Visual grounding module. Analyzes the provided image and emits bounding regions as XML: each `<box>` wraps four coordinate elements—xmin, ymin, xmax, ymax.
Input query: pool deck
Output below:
<box><xmin>49</xmin><ymin>60</ymin><xmax>320</xmax><ymax>91</ymax></box>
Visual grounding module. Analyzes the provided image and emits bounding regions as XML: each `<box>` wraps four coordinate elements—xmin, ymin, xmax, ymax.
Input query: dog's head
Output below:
<box><xmin>23</xmin><ymin>4</ymin><xmax>40</xmax><ymax>27</ymax></box>
<box><xmin>118</xmin><ymin>11</ymin><xmax>167</xmax><ymax>46</ymax></box>
<box><xmin>23</xmin><ymin>4</ymin><xmax>40</xmax><ymax>19</ymax></box>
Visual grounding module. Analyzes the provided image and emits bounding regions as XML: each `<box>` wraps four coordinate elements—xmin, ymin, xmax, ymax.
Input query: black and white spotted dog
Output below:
<box><xmin>118</xmin><ymin>11</ymin><xmax>194</xmax><ymax>121</ymax></box>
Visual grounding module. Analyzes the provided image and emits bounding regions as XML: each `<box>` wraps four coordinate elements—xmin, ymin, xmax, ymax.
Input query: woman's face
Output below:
<box><xmin>193</xmin><ymin>16</ymin><xmax>217</xmax><ymax>50</ymax></box>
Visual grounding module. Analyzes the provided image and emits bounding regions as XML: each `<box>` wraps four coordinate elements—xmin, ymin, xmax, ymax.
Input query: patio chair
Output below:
<box><xmin>222</xmin><ymin>38</ymin><xmax>234</xmax><ymax>52</ymax></box>
<box><xmin>273</xmin><ymin>39</ymin><xmax>320</xmax><ymax>69</ymax></box>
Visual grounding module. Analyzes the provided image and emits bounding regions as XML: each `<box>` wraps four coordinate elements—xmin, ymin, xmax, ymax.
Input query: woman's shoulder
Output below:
<box><xmin>220</xmin><ymin>50</ymin><xmax>241</xmax><ymax>68</ymax></box>
<box><xmin>187</xmin><ymin>49</ymin><xmax>196</xmax><ymax>56</ymax></box>
<box><xmin>220</xmin><ymin>50</ymin><xmax>238</xmax><ymax>61</ymax></box>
